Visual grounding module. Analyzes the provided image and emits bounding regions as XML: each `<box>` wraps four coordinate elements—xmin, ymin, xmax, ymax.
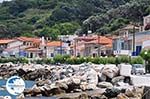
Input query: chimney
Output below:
<box><xmin>41</xmin><ymin>36</ymin><xmax>45</xmax><ymax>45</ymax></box>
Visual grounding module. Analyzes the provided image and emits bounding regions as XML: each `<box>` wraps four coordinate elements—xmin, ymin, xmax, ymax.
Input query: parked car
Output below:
<box><xmin>131</xmin><ymin>64</ymin><xmax>145</xmax><ymax>75</ymax></box>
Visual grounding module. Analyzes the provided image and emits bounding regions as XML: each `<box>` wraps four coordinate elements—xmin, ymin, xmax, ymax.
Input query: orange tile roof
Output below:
<box><xmin>0</xmin><ymin>39</ymin><xmax>15</xmax><ymax>44</ymax></box>
<box><xmin>74</xmin><ymin>36</ymin><xmax>96</xmax><ymax>41</ymax></box>
<box><xmin>17</xmin><ymin>37</ymin><xmax>41</xmax><ymax>43</ymax></box>
<box><xmin>86</xmin><ymin>36</ymin><xmax>112</xmax><ymax>45</ymax></box>
<box><xmin>25</xmin><ymin>47</ymin><xmax>42</xmax><ymax>52</ymax></box>
<box><xmin>46</xmin><ymin>41</ymin><xmax>62</xmax><ymax>47</ymax></box>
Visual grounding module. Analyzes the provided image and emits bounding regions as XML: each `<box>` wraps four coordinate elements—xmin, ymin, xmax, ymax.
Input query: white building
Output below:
<box><xmin>144</xmin><ymin>15</ymin><xmax>150</xmax><ymax>30</ymax></box>
<box><xmin>0</xmin><ymin>39</ymin><xmax>23</xmax><ymax>57</ymax></box>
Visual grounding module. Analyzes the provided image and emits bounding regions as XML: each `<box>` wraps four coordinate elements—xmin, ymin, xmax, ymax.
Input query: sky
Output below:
<box><xmin>0</xmin><ymin>0</ymin><xmax>12</xmax><ymax>3</ymax></box>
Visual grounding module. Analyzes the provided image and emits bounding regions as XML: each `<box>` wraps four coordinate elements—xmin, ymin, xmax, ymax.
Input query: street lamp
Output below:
<box><xmin>88</xmin><ymin>30</ymin><xmax>92</xmax><ymax>34</ymax></box>
<box><xmin>144</xmin><ymin>51</ymin><xmax>148</xmax><ymax>73</ymax></box>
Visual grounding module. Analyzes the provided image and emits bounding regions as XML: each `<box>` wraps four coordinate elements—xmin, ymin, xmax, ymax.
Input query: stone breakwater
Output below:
<box><xmin>0</xmin><ymin>62</ymin><xmax>144</xmax><ymax>99</ymax></box>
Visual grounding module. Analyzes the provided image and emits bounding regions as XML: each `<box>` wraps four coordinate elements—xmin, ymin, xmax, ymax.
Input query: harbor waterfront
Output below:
<box><xmin>0</xmin><ymin>62</ymin><xmax>147</xmax><ymax>99</ymax></box>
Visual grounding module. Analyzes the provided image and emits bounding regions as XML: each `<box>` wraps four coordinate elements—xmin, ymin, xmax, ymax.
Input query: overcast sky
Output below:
<box><xmin>0</xmin><ymin>0</ymin><xmax>12</xmax><ymax>3</ymax></box>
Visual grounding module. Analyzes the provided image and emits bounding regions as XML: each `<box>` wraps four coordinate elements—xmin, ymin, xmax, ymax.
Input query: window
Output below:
<box><xmin>121</xmin><ymin>42</ymin><xmax>124</xmax><ymax>50</ymax></box>
<box><xmin>23</xmin><ymin>42</ymin><xmax>26</xmax><ymax>45</ymax></box>
<box><xmin>51</xmin><ymin>53</ymin><xmax>54</xmax><ymax>57</ymax></box>
<box><xmin>113</xmin><ymin>40</ymin><xmax>117</xmax><ymax>50</ymax></box>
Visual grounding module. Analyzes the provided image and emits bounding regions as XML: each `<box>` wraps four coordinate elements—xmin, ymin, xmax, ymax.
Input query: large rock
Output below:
<box><xmin>71</xmin><ymin>77</ymin><xmax>81</xmax><ymax>85</ymax></box>
<box><xmin>57</xmin><ymin>92</ymin><xmax>88</xmax><ymax>99</ymax></box>
<box><xmin>128</xmin><ymin>87</ymin><xmax>143</xmax><ymax>99</ymax></box>
<box><xmin>87</xmin><ymin>84</ymin><xmax>98</xmax><ymax>90</ymax></box>
<box><xmin>97</xmin><ymin>82</ymin><xmax>113</xmax><ymax>88</ymax></box>
<box><xmin>117</xmin><ymin>93</ymin><xmax>129</xmax><ymax>99</ymax></box>
<box><xmin>104</xmin><ymin>88</ymin><xmax>125</xmax><ymax>98</ymax></box>
<box><xmin>24</xmin><ymin>89</ymin><xmax>32</xmax><ymax>96</ymax></box>
<box><xmin>102</xmin><ymin>64</ymin><xmax>119</xmax><ymax>78</ymax></box>
<box><xmin>133</xmin><ymin>86</ymin><xmax>144</xmax><ymax>95</ymax></box>
<box><xmin>0</xmin><ymin>96</ymin><xmax>4</xmax><ymax>99</ymax></box>
<box><xmin>48</xmin><ymin>87</ymin><xmax>65</xmax><ymax>96</ymax></box>
<box><xmin>55</xmin><ymin>82</ymin><xmax>68</xmax><ymax>90</ymax></box>
<box><xmin>17</xmin><ymin>94</ymin><xmax>25</xmax><ymax>99</ymax></box>
<box><xmin>87</xmin><ymin>89</ymin><xmax>106</xmax><ymax>99</ymax></box>
<box><xmin>36</xmin><ymin>80</ymin><xmax>51</xmax><ymax>86</ymax></box>
<box><xmin>99</xmin><ymin>73</ymin><xmax>107</xmax><ymax>82</ymax></box>
<box><xmin>3</xmin><ymin>96</ymin><xmax>12</xmax><ymax>99</ymax></box>
<box><xmin>125</xmin><ymin>89</ymin><xmax>135</xmax><ymax>97</ymax></box>
<box><xmin>0</xmin><ymin>96</ymin><xmax>12</xmax><ymax>99</ymax></box>
<box><xmin>91</xmin><ymin>64</ymin><xmax>104</xmax><ymax>73</ymax></box>
<box><xmin>31</xmin><ymin>85</ymin><xmax>41</xmax><ymax>96</ymax></box>
<box><xmin>111</xmin><ymin>76</ymin><xmax>125</xmax><ymax>85</ymax></box>
<box><xmin>80</xmin><ymin>82</ymin><xmax>88</xmax><ymax>91</ymax></box>
<box><xmin>86</xmin><ymin>68</ymin><xmax>98</xmax><ymax>85</ymax></box>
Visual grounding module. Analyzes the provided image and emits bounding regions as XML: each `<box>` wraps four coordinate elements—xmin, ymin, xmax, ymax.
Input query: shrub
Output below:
<box><xmin>53</xmin><ymin>54</ymin><xmax>71</xmax><ymax>64</ymax></box>
<box><xmin>66</xmin><ymin>58</ymin><xmax>75</xmax><ymax>64</ymax></box>
<box><xmin>130</xmin><ymin>56</ymin><xmax>144</xmax><ymax>64</ymax></box>
<box><xmin>85</xmin><ymin>57</ymin><xmax>93</xmax><ymax>63</ymax></box>
<box><xmin>0</xmin><ymin>58</ymin><xmax>29</xmax><ymax>63</ymax></box>
<box><xmin>90</xmin><ymin>57</ymin><xmax>100</xmax><ymax>64</ymax></box>
<box><xmin>76</xmin><ymin>57</ymin><xmax>86</xmax><ymax>64</ymax></box>
<box><xmin>53</xmin><ymin>54</ymin><xmax>64</xmax><ymax>64</ymax></box>
<box><xmin>140</xmin><ymin>50</ymin><xmax>150</xmax><ymax>61</ymax></box>
<box><xmin>91</xmin><ymin>57</ymin><xmax>107</xmax><ymax>64</ymax></box>
<box><xmin>18</xmin><ymin>58</ymin><xmax>29</xmax><ymax>63</ymax></box>
<box><xmin>107</xmin><ymin>57</ymin><xmax>116</xmax><ymax>64</ymax></box>
<box><xmin>118</xmin><ymin>55</ymin><xmax>130</xmax><ymax>63</ymax></box>
<box><xmin>35</xmin><ymin>58</ymin><xmax>52</xmax><ymax>64</ymax></box>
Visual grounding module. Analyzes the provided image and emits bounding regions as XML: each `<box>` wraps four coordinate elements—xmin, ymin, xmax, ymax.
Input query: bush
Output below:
<box><xmin>53</xmin><ymin>54</ymin><xmax>70</xmax><ymax>64</ymax></box>
<box><xmin>0</xmin><ymin>55</ymin><xmax>144</xmax><ymax>65</ymax></box>
<box><xmin>118</xmin><ymin>55</ymin><xmax>130</xmax><ymax>64</ymax></box>
<box><xmin>35</xmin><ymin>58</ymin><xmax>52</xmax><ymax>64</ymax></box>
<box><xmin>90</xmin><ymin>57</ymin><xmax>107</xmax><ymax>64</ymax></box>
<box><xmin>18</xmin><ymin>58</ymin><xmax>29</xmax><ymax>63</ymax></box>
<box><xmin>76</xmin><ymin>57</ymin><xmax>86</xmax><ymax>64</ymax></box>
<box><xmin>107</xmin><ymin>57</ymin><xmax>116</xmax><ymax>64</ymax></box>
<box><xmin>140</xmin><ymin>50</ymin><xmax>150</xmax><ymax>61</ymax></box>
<box><xmin>0</xmin><ymin>58</ymin><xmax>29</xmax><ymax>63</ymax></box>
<box><xmin>66</xmin><ymin>57</ymin><xmax>75</xmax><ymax>64</ymax></box>
<box><xmin>130</xmin><ymin>56</ymin><xmax>144</xmax><ymax>64</ymax></box>
<box><xmin>140</xmin><ymin>50</ymin><xmax>150</xmax><ymax>73</ymax></box>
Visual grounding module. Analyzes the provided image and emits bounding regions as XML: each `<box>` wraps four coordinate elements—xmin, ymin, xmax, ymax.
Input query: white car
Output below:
<box><xmin>131</xmin><ymin>64</ymin><xmax>145</xmax><ymax>75</ymax></box>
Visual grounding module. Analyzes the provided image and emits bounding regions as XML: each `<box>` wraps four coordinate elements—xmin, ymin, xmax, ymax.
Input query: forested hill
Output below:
<box><xmin>0</xmin><ymin>0</ymin><xmax>150</xmax><ymax>39</ymax></box>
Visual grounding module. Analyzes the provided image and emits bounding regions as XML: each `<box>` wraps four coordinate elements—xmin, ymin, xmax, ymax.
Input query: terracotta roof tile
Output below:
<box><xmin>74</xmin><ymin>36</ymin><xmax>96</xmax><ymax>41</ymax></box>
<box><xmin>86</xmin><ymin>36</ymin><xmax>112</xmax><ymax>45</ymax></box>
<box><xmin>17</xmin><ymin>37</ymin><xmax>41</xmax><ymax>43</ymax></box>
<box><xmin>0</xmin><ymin>39</ymin><xmax>15</xmax><ymax>44</ymax></box>
<box><xmin>25</xmin><ymin>47</ymin><xmax>42</xmax><ymax>52</ymax></box>
<box><xmin>46</xmin><ymin>41</ymin><xmax>62</xmax><ymax>47</ymax></box>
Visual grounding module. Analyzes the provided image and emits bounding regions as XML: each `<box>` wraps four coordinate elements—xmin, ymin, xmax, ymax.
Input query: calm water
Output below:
<box><xmin>0</xmin><ymin>80</ymin><xmax>57</xmax><ymax>99</ymax></box>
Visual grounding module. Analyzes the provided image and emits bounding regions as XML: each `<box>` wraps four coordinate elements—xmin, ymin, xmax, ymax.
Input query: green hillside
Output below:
<box><xmin>0</xmin><ymin>0</ymin><xmax>150</xmax><ymax>39</ymax></box>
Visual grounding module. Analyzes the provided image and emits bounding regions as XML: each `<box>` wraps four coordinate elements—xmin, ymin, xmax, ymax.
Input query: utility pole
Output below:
<box><xmin>59</xmin><ymin>37</ymin><xmax>63</xmax><ymax>55</ymax></box>
<box><xmin>74</xmin><ymin>39</ymin><xmax>77</xmax><ymax>57</ymax></box>
<box><xmin>98</xmin><ymin>33</ymin><xmax>101</xmax><ymax>57</ymax></box>
<box><xmin>132</xmin><ymin>23</ymin><xmax>136</xmax><ymax>55</ymax></box>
